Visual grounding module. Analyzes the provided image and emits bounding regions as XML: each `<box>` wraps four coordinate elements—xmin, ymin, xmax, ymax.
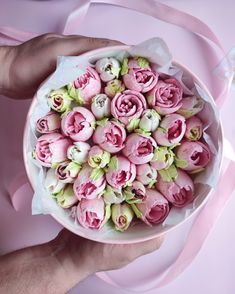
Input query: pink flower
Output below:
<box><xmin>175</xmin><ymin>141</ymin><xmax>211</xmax><ymax>173</ymax></box>
<box><xmin>73</xmin><ymin>164</ymin><xmax>106</xmax><ymax>201</ymax></box>
<box><xmin>177</xmin><ymin>96</ymin><xmax>205</xmax><ymax>118</ymax></box>
<box><xmin>68</xmin><ymin>67</ymin><xmax>101</xmax><ymax>105</ymax></box>
<box><xmin>146</xmin><ymin>78</ymin><xmax>183</xmax><ymax>115</ymax></box>
<box><xmin>55</xmin><ymin>161</ymin><xmax>81</xmax><ymax>183</ymax></box>
<box><xmin>61</xmin><ymin>107</ymin><xmax>95</xmax><ymax>142</ymax></box>
<box><xmin>93</xmin><ymin>120</ymin><xmax>126</xmax><ymax>153</ymax></box>
<box><xmin>76</xmin><ymin>198</ymin><xmax>110</xmax><ymax>230</ymax></box>
<box><xmin>134</xmin><ymin>189</ymin><xmax>170</xmax><ymax>226</ymax></box>
<box><xmin>106</xmin><ymin>156</ymin><xmax>136</xmax><ymax>188</ymax></box>
<box><xmin>36</xmin><ymin>111</ymin><xmax>61</xmax><ymax>134</ymax></box>
<box><xmin>123</xmin><ymin>133</ymin><xmax>157</xmax><ymax>164</ymax></box>
<box><xmin>111</xmin><ymin>90</ymin><xmax>146</xmax><ymax>125</ymax></box>
<box><xmin>153</xmin><ymin>114</ymin><xmax>186</xmax><ymax>147</ymax></box>
<box><xmin>124</xmin><ymin>181</ymin><xmax>146</xmax><ymax>203</ymax></box>
<box><xmin>185</xmin><ymin>116</ymin><xmax>203</xmax><ymax>141</ymax></box>
<box><xmin>136</xmin><ymin>163</ymin><xmax>157</xmax><ymax>186</ymax></box>
<box><xmin>156</xmin><ymin>169</ymin><xmax>194</xmax><ymax>207</ymax></box>
<box><xmin>123</xmin><ymin>58</ymin><xmax>158</xmax><ymax>93</ymax></box>
<box><xmin>35</xmin><ymin>133</ymin><xmax>71</xmax><ymax>167</ymax></box>
<box><xmin>95</xmin><ymin>57</ymin><xmax>120</xmax><ymax>82</ymax></box>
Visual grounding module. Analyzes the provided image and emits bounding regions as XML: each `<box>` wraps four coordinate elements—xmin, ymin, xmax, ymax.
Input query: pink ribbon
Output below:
<box><xmin>0</xmin><ymin>0</ymin><xmax>234</xmax><ymax>291</ymax></box>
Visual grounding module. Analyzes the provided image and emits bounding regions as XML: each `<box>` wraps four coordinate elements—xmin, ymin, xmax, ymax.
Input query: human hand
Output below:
<box><xmin>49</xmin><ymin>229</ymin><xmax>164</xmax><ymax>291</ymax></box>
<box><xmin>0</xmin><ymin>34</ymin><xmax>122</xmax><ymax>99</ymax></box>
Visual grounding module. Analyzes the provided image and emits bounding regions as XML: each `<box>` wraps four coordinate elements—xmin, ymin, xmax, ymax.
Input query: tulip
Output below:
<box><xmin>67</xmin><ymin>141</ymin><xmax>90</xmax><ymax>164</ymax></box>
<box><xmin>136</xmin><ymin>164</ymin><xmax>157</xmax><ymax>187</ymax></box>
<box><xmin>56</xmin><ymin>185</ymin><xmax>78</xmax><ymax>208</ymax></box>
<box><xmin>77</xmin><ymin>198</ymin><xmax>111</xmax><ymax>230</ymax></box>
<box><xmin>95</xmin><ymin>57</ymin><xmax>120</xmax><ymax>82</ymax></box>
<box><xmin>91</xmin><ymin>94</ymin><xmax>111</xmax><ymax>119</ymax></box>
<box><xmin>61</xmin><ymin>107</ymin><xmax>95</xmax><ymax>142</ymax></box>
<box><xmin>123</xmin><ymin>133</ymin><xmax>157</xmax><ymax>165</ymax></box>
<box><xmin>132</xmin><ymin>189</ymin><xmax>170</xmax><ymax>226</ymax></box>
<box><xmin>111</xmin><ymin>203</ymin><xmax>134</xmax><ymax>232</ymax></box>
<box><xmin>35</xmin><ymin>133</ymin><xmax>71</xmax><ymax>167</ymax></box>
<box><xmin>175</xmin><ymin>141</ymin><xmax>211</xmax><ymax>173</ymax></box>
<box><xmin>150</xmin><ymin>146</ymin><xmax>174</xmax><ymax>170</ymax></box>
<box><xmin>88</xmin><ymin>145</ymin><xmax>110</xmax><ymax>169</ymax></box>
<box><xmin>106</xmin><ymin>156</ymin><xmax>136</xmax><ymax>188</ymax></box>
<box><xmin>93</xmin><ymin>119</ymin><xmax>126</xmax><ymax>153</ymax></box>
<box><xmin>177</xmin><ymin>95</ymin><xmax>205</xmax><ymax>118</ymax></box>
<box><xmin>73</xmin><ymin>164</ymin><xmax>106</xmax><ymax>200</ymax></box>
<box><xmin>153</xmin><ymin>114</ymin><xmax>186</xmax><ymax>147</ymax></box>
<box><xmin>36</xmin><ymin>111</ymin><xmax>61</xmax><ymax>134</ymax></box>
<box><xmin>156</xmin><ymin>169</ymin><xmax>194</xmax><ymax>207</ymax></box>
<box><xmin>185</xmin><ymin>116</ymin><xmax>203</xmax><ymax>141</ymax></box>
<box><xmin>68</xmin><ymin>67</ymin><xmax>101</xmax><ymax>105</ymax></box>
<box><xmin>146</xmin><ymin>78</ymin><xmax>183</xmax><ymax>115</ymax></box>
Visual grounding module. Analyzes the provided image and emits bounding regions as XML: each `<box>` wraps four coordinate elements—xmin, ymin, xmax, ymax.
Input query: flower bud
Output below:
<box><xmin>111</xmin><ymin>203</ymin><xmax>134</xmax><ymax>232</ymax></box>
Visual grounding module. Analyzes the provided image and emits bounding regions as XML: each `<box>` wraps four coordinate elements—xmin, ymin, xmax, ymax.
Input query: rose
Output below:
<box><xmin>61</xmin><ymin>106</ymin><xmax>95</xmax><ymax>142</ymax></box>
<box><xmin>175</xmin><ymin>141</ymin><xmax>211</xmax><ymax>173</ymax></box>
<box><xmin>44</xmin><ymin>169</ymin><xmax>65</xmax><ymax>195</ymax></box>
<box><xmin>139</xmin><ymin>109</ymin><xmax>160</xmax><ymax>132</ymax></box>
<box><xmin>185</xmin><ymin>116</ymin><xmax>203</xmax><ymax>141</ymax></box>
<box><xmin>76</xmin><ymin>198</ymin><xmax>111</xmax><ymax>230</ymax></box>
<box><xmin>91</xmin><ymin>94</ymin><xmax>111</xmax><ymax>119</ymax></box>
<box><xmin>150</xmin><ymin>146</ymin><xmax>174</xmax><ymax>170</ymax></box>
<box><xmin>153</xmin><ymin>114</ymin><xmax>186</xmax><ymax>147</ymax></box>
<box><xmin>68</xmin><ymin>67</ymin><xmax>101</xmax><ymax>105</ymax></box>
<box><xmin>95</xmin><ymin>57</ymin><xmax>120</xmax><ymax>82</ymax></box>
<box><xmin>122</xmin><ymin>57</ymin><xmax>158</xmax><ymax>93</ymax></box>
<box><xmin>93</xmin><ymin>120</ymin><xmax>126</xmax><ymax>153</ymax></box>
<box><xmin>111</xmin><ymin>90</ymin><xmax>146</xmax><ymax>126</ymax></box>
<box><xmin>146</xmin><ymin>78</ymin><xmax>183</xmax><ymax>115</ymax></box>
<box><xmin>47</xmin><ymin>88</ymin><xmax>72</xmax><ymax>113</ymax></box>
<box><xmin>111</xmin><ymin>203</ymin><xmax>134</xmax><ymax>232</ymax></box>
<box><xmin>36</xmin><ymin>111</ymin><xmax>61</xmax><ymax>134</ymax></box>
<box><xmin>55</xmin><ymin>161</ymin><xmax>81</xmax><ymax>183</ymax></box>
<box><xmin>105</xmin><ymin>156</ymin><xmax>136</xmax><ymax>188</ymax></box>
<box><xmin>104</xmin><ymin>79</ymin><xmax>125</xmax><ymax>98</ymax></box>
<box><xmin>177</xmin><ymin>95</ymin><xmax>205</xmax><ymax>118</ymax></box>
<box><xmin>55</xmin><ymin>185</ymin><xmax>78</xmax><ymax>208</ymax></box>
<box><xmin>132</xmin><ymin>189</ymin><xmax>170</xmax><ymax>226</ymax></box>
<box><xmin>123</xmin><ymin>133</ymin><xmax>157</xmax><ymax>164</ymax></box>
<box><xmin>124</xmin><ymin>181</ymin><xmax>146</xmax><ymax>204</ymax></box>
<box><xmin>156</xmin><ymin>169</ymin><xmax>194</xmax><ymax>207</ymax></box>
<box><xmin>73</xmin><ymin>164</ymin><xmax>106</xmax><ymax>200</ymax></box>
<box><xmin>67</xmin><ymin>142</ymin><xmax>90</xmax><ymax>164</ymax></box>
<box><xmin>35</xmin><ymin>133</ymin><xmax>71</xmax><ymax>167</ymax></box>
<box><xmin>136</xmin><ymin>163</ymin><xmax>157</xmax><ymax>187</ymax></box>
<box><xmin>103</xmin><ymin>185</ymin><xmax>125</xmax><ymax>204</ymax></box>
<box><xmin>88</xmin><ymin>145</ymin><xmax>110</xmax><ymax>169</ymax></box>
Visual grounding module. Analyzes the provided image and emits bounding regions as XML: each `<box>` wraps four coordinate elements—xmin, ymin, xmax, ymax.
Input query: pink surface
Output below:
<box><xmin>0</xmin><ymin>0</ymin><xmax>235</xmax><ymax>293</ymax></box>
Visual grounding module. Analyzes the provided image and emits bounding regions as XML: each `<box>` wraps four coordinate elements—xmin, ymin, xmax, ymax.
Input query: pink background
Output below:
<box><xmin>0</xmin><ymin>0</ymin><xmax>235</xmax><ymax>293</ymax></box>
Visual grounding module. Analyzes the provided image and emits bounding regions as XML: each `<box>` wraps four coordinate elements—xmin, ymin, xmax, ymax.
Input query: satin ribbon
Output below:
<box><xmin>0</xmin><ymin>0</ymin><xmax>234</xmax><ymax>291</ymax></box>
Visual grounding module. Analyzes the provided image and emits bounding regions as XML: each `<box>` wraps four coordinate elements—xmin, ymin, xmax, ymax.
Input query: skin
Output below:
<box><xmin>0</xmin><ymin>34</ymin><xmax>164</xmax><ymax>294</ymax></box>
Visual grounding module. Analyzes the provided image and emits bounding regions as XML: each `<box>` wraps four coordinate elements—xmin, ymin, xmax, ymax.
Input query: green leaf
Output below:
<box><xmin>137</xmin><ymin>57</ymin><xmax>150</xmax><ymax>68</ymax></box>
<box><xmin>158</xmin><ymin>164</ymin><xmax>178</xmax><ymax>182</ymax></box>
<box><xmin>111</xmin><ymin>66</ymin><xmax>120</xmax><ymax>78</ymax></box>
<box><xmin>90</xmin><ymin>168</ymin><xmax>104</xmax><ymax>181</ymax></box>
<box><xmin>174</xmin><ymin>157</ymin><xmax>188</xmax><ymax>168</ymax></box>
<box><xmin>147</xmin><ymin>179</ymin><xmax>157</xmax><ymax>188</ymax></box>
<box><xmin>120</xmin><ymin>57</ymin><xmax>129</xmax><ymax>75</ymax></box>
<box><xmin>51</xmin><ymin>162</ymin><xmax>59</xmax><ymax>169</ymax></box>
<box><xmin>131</xmin><ymin>203</ymin><xmax>143</xmax><ymax>218</ymax></box>
<box><xmin>96</xmin><ymin>118</ymin><xmax>109</xmax><ymax>127</ymax></box>
<box><xmin>109</xmin><ymin>156</ymin><xmax>118</xmax><ymax>171</ymax></box>
<box><xmin>126</xmin><ymin>118</ymin><xmax>140</xmax><ymax>132</ymax></box>
<box><xmin>134</xmin><ymin>128</ymin><xmax>151</xmax><ymax>136</ymax></box>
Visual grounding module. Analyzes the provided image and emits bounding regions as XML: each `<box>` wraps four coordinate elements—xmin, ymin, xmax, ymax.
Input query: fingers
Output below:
<box><xmin>45</xmin><ymin>34</ymin><xmax>124</xmax><ymax>57</ymax></box>
<box><xmin>130</xmin><ymin>235</ymin><xmax>165</xmax><ymax>259</ymax></box>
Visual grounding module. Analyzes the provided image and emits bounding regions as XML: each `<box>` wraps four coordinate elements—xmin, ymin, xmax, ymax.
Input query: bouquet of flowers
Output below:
<box><xmin>25</xmin><ymin>39</ymin><xmax>221</xmax><ymax>240</ymax></box>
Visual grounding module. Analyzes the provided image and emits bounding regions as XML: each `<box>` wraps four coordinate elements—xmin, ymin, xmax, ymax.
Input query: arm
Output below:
<box><xmin>0</xmin><ymin>229</ymin><xmax>163</xmax><ymax>294</ymax></box>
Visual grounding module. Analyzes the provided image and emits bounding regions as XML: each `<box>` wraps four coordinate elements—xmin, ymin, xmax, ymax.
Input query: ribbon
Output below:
<box><xmin>0</xmin><ymin>0</ymin><xmax>234</xmax><ymax>291</ymax></box>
